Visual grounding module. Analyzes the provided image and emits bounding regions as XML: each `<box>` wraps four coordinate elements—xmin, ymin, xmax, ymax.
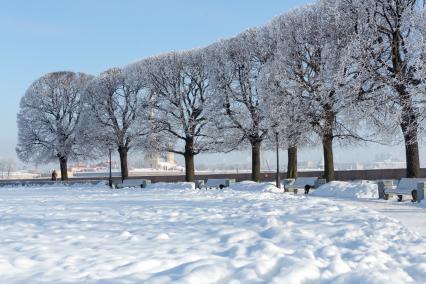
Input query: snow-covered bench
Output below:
<box><xmin>285</xmin><ymin>177</ymin><xmax>326</xmax><ymax>194</ymax></box>
<box><xmin>195</xmin><ymin>180</ymin><xmax>205</xmax><ymax>189</ymax></box>
<box><xmin>377</xmin><ymin>180</ymin><xmax>394</xmax><ymax>199</ymax></box>
<box><xmin>382</xmin><ymin>178</ymin><xmax>426</xmax><ymax>202</ymax></box>
<box><xmin>205</xmin><ymin>179</ymin><xmax>235</xmax><ymax>189</ymax></box>
<box><xmin>281</xmin><ymin>178</ymin><xmax>295</xmax><ymax>190</ymax></box>
<box><xmin>115</xmin><ymin>179</ymin><xmax>151</xmax><ymax>189</ymax></box>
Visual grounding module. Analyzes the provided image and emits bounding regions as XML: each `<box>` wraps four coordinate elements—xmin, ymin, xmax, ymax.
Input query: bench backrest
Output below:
<box><xmin>396</xmin><ymin>178</ymin><xmax>426</xmax><ymax>192</ymax></box>
<box><xmin>281</xmin><ymin>179</ymin><xmax>295</xmax><ymax>186</ymax></box>
<box><xmin>121</xmin><ymin>179</ymin><xmax>151</xmax><ymax>188</ymax></box>
<box><xmin>205</xmin><ymin>179</ymin><xmax>235</xmax><ymax>187</ymax></box>
<box><xmin>292</xmin><ymin>177</ymin><xmax>318</xmax><ymax>188</ymax></box>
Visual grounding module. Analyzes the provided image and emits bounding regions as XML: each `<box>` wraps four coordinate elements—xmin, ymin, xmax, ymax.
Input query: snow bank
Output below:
<box><xmin>0</xmin><ymin>181</ymin><xmax>106</xmax><ymax>190</ymax></box>
<box><xmin>312</xmin><ymin>181</ymin><xmax>378</xmax><ymax>199</ymax></box>
<box><xmin>146</xmin><ymin>182</ymin><xmax>195</xmax><ymax>190</ymax></box>
<box><xmin>0</xmin><ymin>185</ymin><xmax>425</xmax><ymax>283</ymax></box>
<box><xmin>229</xmin><ymin>181</ymin><xmax>281</xmax><ymax>193</ymax></box>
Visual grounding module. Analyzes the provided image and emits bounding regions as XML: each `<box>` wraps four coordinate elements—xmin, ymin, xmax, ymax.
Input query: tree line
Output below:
<box><xmin>17</xmin><ymin>0</ymin><xmax>426</xmax><ymax>182</ymax></box>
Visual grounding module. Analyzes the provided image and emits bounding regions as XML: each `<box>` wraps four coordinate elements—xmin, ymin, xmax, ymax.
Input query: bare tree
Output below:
<box><xmin>0</xmin><ymin>158</ymin><xmax>15</xmax><ymax>179</ymax></box>
<box><xmin>134</xmin><ymin>50</ymin><xmax>219</xmax><ymax>182</ymax></box>
<box><xmin>5</xmin><ymin>159</ymin><xmax>16</xmax><ymax>178</ymax></box>
<box><xmin>16</xmin><ymin>72</ymin><xmax>93</xmax><ymax>180</ymax></box>
<box><xmin>268</xmin><ymin>3</ymin><xmax>368</xmax><ymax>181</ymax></box>
<box><xmin>207</xmin><ymin>28</ymin><xmax>274</xmax><ymax>182</ymax></box>
<box><xmin>346</xmin><ymin>0</ymin><xmax>426</xmax><ymax>178</ymax></box>
<box><xmin>259</xmin><ymin>59</ymin><xmax>312</xmax><ymax>179</ymax></box>
<box><xmin>83</xmin><ymin>67</ymin><xmax>150</xmax><ymax>180</ymax></box>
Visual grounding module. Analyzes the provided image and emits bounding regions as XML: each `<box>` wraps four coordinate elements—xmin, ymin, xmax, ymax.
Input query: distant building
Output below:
<box><xmin>298</xmin><ymin>160</ymin><xmax>322</xmax><ymax>170</ymax></box>
<box><xmin>368</xmin><ymin>160</ymin><xmax>406</xmax><ymax>169</ymax></box>
<box><xmin>166</xmin><ymin>151</ymin><xmax>175</xmax><ymax>165</ymax></box>
<box><xmin>1</xmin><ymin>171</ymin><xmax>40</xmax><ymax>179</ymax></box>
<box><xmin>144</xmin><ymin>152</ymin><xmax>161</xmax><ymax>169</ymax></box>
<box><xmin>144</xmin><ymin>149</ymin><xmax>178</xmax><ymax>171</ymax></box>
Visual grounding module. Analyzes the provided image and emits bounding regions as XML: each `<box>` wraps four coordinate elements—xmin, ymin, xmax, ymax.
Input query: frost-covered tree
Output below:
<box><xmin>259</xmin><ymin>59</ymin><xmax>312</xmax><ymax>179</ymax></box>
<box><xmin>83</xmin><ymin>67</ymin><xmax>149</xmax><ymax>180</ymax></box>
<box><xmin>207</xmin><ymin>28</ymin><xmax>274</xmax><ymax>182</ymax></box>
<box><xmin>135</xmin><ymin>50</ymin><xmax>219</xmax><ymax>182</ymax></box>
<box><xmin>0</xmin><ymin>158</ymin><xmax>16</xmax><ymax>179</ymax></box>
<box><xmin>269</xmin><ymin>2</ymin><xmax>367</xmax><ymax>181</ymax></box>
<box><xmin>345</xmin><ymin>0</ymin><xmax>426</xmax><ymax>178</ymax></box>
<box><xmin>16</xmin><ymin>71</ymin><xmax>93</xmax><ymax>180</ymax></box>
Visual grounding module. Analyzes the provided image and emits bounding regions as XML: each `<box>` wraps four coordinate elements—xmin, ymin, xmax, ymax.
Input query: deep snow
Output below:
<box><xmin>0</xmin><ymin>182</ymin><xmax>425</xmax><ymax>283</ymax></box>
<box><xmin>312</xmin><ymin>181</ymin><xmax>379</xmax><ymax>199</ymax></box>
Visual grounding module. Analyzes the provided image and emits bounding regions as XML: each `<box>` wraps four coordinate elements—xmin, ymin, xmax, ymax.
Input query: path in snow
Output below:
<box><xmin>329</xmin><ymin>198</ymin><xmax>426</xmax><ymax>237</ymax></box>
<box><xmin>0</xmin><ymin>185</ymin><xmax>425</xmax><ymax>283</ymax></box>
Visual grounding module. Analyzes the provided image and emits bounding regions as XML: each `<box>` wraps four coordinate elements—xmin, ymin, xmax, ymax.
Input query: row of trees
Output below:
<box><xmin>17</xmin><ymin>0</ymin><xmax>426</xmax><ymax>182</ymax></box>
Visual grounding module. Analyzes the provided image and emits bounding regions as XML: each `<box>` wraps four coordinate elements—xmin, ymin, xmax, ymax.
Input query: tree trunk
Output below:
<box><xmin>287</xmin><ymin>146</ymin><xmax>298</xmax><ymax>179</ymax></box>
<box><xmin>184</xmin><ymin>138</ymin><xmax>195</xmax><ymax>182</ymax></box>
<box><xmin>398</xmin><ymin>86</ymin><xmax>420</xmax><ymax>178</ymax></box>
<box><xmin>184</xmin><ymin>153</ymin><xmax>195</xmax><ymax>182</ymax></box>
<box><xmin>391</xmin><ymin>24</ymin><xmax>420</xmax><ymax>178</ymax></box>
<box><xmin>59</xmin><ymin>156</ymin><xmax>68</xmax><ymax>181</ymax></box>
<box><xmin>118</xmin><ymin>146</ymin><xmax>129</xmax><ymax>181</ymax></box>
<box><xmin>251</xmin><ymin>140</ymin><xmax>261</xmax><ymax>182</ymax></box>
<box><xmin>322</xmin><ymin>134</ymin><xmax>335</xmax><ymax>182</ymax></box>
<box><xmin>404</xmin><ymin>139</ymin><xmax>420</xmax><ymax>178</ymax></box>
<box><xmin>400</xmin><ymin>111</ymin><xmax>420</xmax><ymax>178</ymax></box>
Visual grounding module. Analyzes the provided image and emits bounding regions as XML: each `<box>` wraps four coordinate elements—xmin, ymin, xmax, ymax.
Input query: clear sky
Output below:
<box><xmin>0</xmin><ymin>0</ymin><xmax>419</xmax><ymax>167</ymax></box>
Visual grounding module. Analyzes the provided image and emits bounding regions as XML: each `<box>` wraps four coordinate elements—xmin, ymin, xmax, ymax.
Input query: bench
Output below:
<box><xmin>195</xmin><ymin>180</ymin><xmax>205</xmax><ymax>189</ymax></box>
<box><xmin>204</xmin><ymin>179</ymin><xmax>235</xmax><ymax>189</ymax></box>
<box><xmin>115</xmin><ymin>179</ymin><xmax>151</xmax><ymax>189</ymax></box>
<box><xmin>380</xmin><ymin>178</ymin><xmax>426</xmax><ymax>202</ymax></box>
<box><xmin>285</xmin><ymin>177</ymin><xmax>326</xmax><ymax>194</ymax></box>
<box><xmin>281</xmin><ymin>178</ymin><xmax>295</xmax><ymax>190</ymax></box>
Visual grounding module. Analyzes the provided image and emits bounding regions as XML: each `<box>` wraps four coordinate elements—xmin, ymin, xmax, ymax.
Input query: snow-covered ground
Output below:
<box><xmin>312</xmin><ymin>181</ymin><xmax>379</xmax><ymax>199</ymax></box>
<box><xmin>336</xmin><ymin>198</ymin><xmax>426</xmax><ymax>237</ymax></box>
<box><xmin>310</xmin><ymin>180</ymin><xmax>426</xmax><ymax>236</ymax></box>
<box><xmin>0</xmin><ymin>182</ymin><xmax>425</xmax><ymax>283</ymax></box>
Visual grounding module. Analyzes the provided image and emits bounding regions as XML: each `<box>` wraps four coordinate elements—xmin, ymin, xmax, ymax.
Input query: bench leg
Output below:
<box><xmin>384</xmin><ymin>193</ymin><xmax>389</xmax><ymax>200</ymax></box>
<box><xmin>294</xmin><ymin>189</ymin><xmax>298</xmax><ymax>194</ymax></box>
<box><xmin>397</xmin><ymin>195</ymin><xmax>403</xmax><ymax>202</ymax></box>
<box><xmin>411</xmin><ymin>190</ymin><xmax>417</xmax><ymax>202</ymax></box>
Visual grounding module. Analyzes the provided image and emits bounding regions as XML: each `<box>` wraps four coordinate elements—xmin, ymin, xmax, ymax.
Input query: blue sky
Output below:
<box><xmin>0</xmin><ymin>0</ymin><xmax>413</xmax><ymax>166</ymax></box>
<box><xmin>0</xmin><ymin>0</ymin><xmax>313</xmax><ymax>158</ymax></box>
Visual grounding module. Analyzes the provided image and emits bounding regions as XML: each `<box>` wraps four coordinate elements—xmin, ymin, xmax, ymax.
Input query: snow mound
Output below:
<box><xmin>229</xmin><ymin>181</ymin><xmax>281</xmax><ymax>193</ymax></box>
<box><xmin>146</xmin><ymin>182</ymin><xmax>195</xmax><ymax>190</ymax></box>
<box><xmin>0</xmin><ymin>185</ymin><xmax>425</xmax><ymax>283</ymax></box>
<box><xmin>0</xmin><ymin>182</ymin><xmax>108</xmax><ymax>192</ymax></box>
<box><xmin>312</xmin><ymin>181</ymin><xmax>378</xmax><ymax>199</ymax></box>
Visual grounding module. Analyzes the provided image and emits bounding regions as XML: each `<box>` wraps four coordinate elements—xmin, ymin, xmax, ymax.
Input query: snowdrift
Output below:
<box><xmin>0</xmin><ymin>185</ymin><xmax>425</xmax><ymax>283</ymax></box>
<box><xmin>229</xmin><ymin>181</ymin><xmax>281</xmax><ymax>193</ymax></box>
<box><xmin>312</xmin><ymin>181</ymin><xmax>378</xmax><ymax>200</ymax></box>
<box><xmin>146</xmin><ymin>182</ymin><xmax>195</xmax><ymax>190</ymax></box>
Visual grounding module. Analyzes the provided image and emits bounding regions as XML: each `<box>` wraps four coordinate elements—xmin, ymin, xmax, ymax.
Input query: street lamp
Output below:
<box><xmin>275</xmin><ymin>131</ymin><xmax>280</xmax><ymax>188</ymax></box>
<box><xmin>108</xmin><ymin>147</ymin><xmax>113</xmax><ymax>188</ymax></box>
